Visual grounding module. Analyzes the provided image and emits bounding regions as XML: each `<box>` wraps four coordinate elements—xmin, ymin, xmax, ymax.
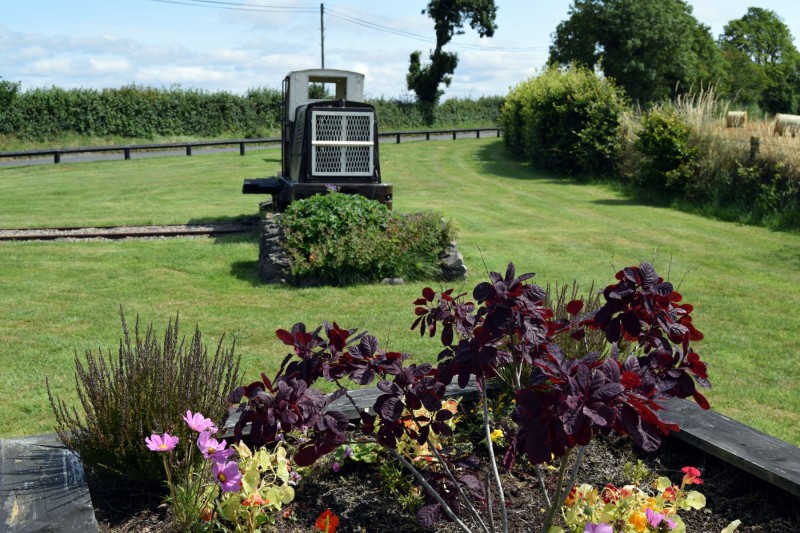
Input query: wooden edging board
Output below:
<box><xmin>222</xmin><ymin>380</ymin><xmax>800</xmax><ymax>499</ymax></box>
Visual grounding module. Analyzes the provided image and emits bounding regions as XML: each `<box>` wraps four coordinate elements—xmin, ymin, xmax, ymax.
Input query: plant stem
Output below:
<box><xmin>162</xmin><ymin>453</ymin><xmax>177</xmax><ymax>510</ymax></box>
<box><xmin>427</xmin><ymin>437</ymin><xmax>490</xmax><ymax>533</ymax></box>
<box><xmin>388</xmin><ymin>448</ymin><xmax>474</xmax><ymax>533</ymax></box>
<box><xmin>481</xmin><ymin>386</ymin><xmax>508</xmax><ymax>533</ymax></box>
<box><xmin>484</xmin><ymin>471</ymin><xmax>496</xmax><ymax>533</ymax></box>
<box><xmin>534</xmin><ymin>464</ymin><xmax>552</xmax><ymax>508</ymax></box>
<box><xmin>542</xmin><ymin>448</ymin><xmax>572</xmax><ymax>533</ymax></box>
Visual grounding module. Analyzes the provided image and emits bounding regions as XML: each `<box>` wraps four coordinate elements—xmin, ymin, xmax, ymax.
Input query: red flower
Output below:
<box><xmin>681</xmin><ymin>466</ymin><xmax>703</xmax><ymax>486</ymax></box>
<box><xmin>601</xmin><ymin>483</ymin><xmax>619</xmax><ymax>504</ymax></box>
<box><xmin>315</xmin><ymin>509</ymin><xmax>340</xmax><ymax>533</ymax></box>
<box><xmin>620</xmin><ymin>371</ymin><xmax>641</xmax><ymax>389</ymax></box>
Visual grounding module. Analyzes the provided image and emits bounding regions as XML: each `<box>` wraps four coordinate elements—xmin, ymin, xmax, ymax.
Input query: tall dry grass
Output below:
<box><xmin>617</xmin><ymin>87</ymin><xmax>800</xmax><ymax>231</ymax></box>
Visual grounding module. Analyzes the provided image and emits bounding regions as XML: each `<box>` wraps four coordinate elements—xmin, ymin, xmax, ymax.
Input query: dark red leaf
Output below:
<box><xmin>422</xmin><ymin>287</ymin><xmax>435</xmax><ymax>302</ymax></box>
<box><xmin>275</xmin><ymin>329</ymin><xmax>295</xmax><ymax>345</ymax></box>
<box><xmin>693</xmin><ymin>390</ymin><xmax>711</xmax><ymax>410</ymax></box>
<box><xmin>566</xmin><ymin>299</ymin><xmax>584</xmax><ymax>316</ymax></box>
<box><xmin>416</xmin><ymin>504</ymin><xmax>441</xmax><ymax>528</ymax></box>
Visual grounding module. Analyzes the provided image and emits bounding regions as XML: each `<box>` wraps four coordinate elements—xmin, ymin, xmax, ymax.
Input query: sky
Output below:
<box><xmin>2</xmin><ymin>1</ymin><xmax>799</xmax><ymax>100</ymax></box>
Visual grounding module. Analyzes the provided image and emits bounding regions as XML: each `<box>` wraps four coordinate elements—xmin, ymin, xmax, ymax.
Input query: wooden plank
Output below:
<box><xmin>661</xmin><ymin>397</ymin><xmax>800</xmax><ymax>498</ymax></box>
<box><xmin>221</xmin><ymin>380</ymin><xmax>800</xmax><ymax>499</ymax></box>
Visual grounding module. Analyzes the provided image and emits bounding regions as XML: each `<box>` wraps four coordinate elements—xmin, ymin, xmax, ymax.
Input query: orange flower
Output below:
<box><xmin>315</xmin><ymin>509</ymin><xmax>340</xmax><ymax>533</ymax></box>
<box><xmin>242</xmin><ymin>493</ymin><xmax>267</xmax><ymax>507</ymax></box>
<box><xmin>663</xmin><ymin>486</ymin><xmax>677</xmax><ymax>500</ymax></box>
<box><xmin>564</xmin><ymin>486</ymin><xmax>578</xmax><ymax>506</ymax></box>
<box><xmin>199</xmin><ymin>507</ymin><xmax>215</xmax><ymax>522</ymax></box>
<box><xmin>443</xmin><ymin>399</ymin><xmax>459</xmax><ymax>413</ymax></box>
<box><xmin>629</xmin><ymin>511</ymin><xmax>648</xmax><ymax>532</ymax></box>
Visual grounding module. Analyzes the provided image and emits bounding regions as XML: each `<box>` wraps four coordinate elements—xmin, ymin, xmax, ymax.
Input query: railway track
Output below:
<box><xmin>0</xmin><ymin>221</ymin><xmax>258</xmax><ymax>241</ymax></box>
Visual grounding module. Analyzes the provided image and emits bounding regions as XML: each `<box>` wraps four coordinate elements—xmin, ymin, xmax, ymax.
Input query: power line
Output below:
<box><xmin>147</xmin><ymin>0</ymin><xmax>317</xmax><ymax>13</ymax></box>
<box><xmin>326</xmin><ymin>8</ymin><xmax>546</xmax><ymax>52</ymax></box>
<box><xmin>147</xmin><ymin>0</ymin><xmax>547</xmax><ymax>52</ymax></box>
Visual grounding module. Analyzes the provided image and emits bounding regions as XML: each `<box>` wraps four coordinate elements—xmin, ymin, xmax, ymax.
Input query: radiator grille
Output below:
<box><xmin>311</xmin><ymin>111</ymin><xmax>374</xmax><ymax>177</ymax></box>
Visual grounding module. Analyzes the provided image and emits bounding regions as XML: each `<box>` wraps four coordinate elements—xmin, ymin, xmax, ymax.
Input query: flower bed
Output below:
<box><xmin>89</xmin><ymin>428</ymin><xmax>799</xmax><ymax>532</ymax></box>
<box><xmin>56</xmin><ymin>260</ymin><xmax>800</xmax><ymax>532</ymax></box>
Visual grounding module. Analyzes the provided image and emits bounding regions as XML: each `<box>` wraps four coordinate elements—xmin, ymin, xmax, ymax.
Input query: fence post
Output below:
<box><xmin>124</xmin><ymin>148</ymin><xmax>131</xmax><ymax>160</ymax></box>
<box><xmin>186</xmin><ymin>145</ymin><xmax>192</xmax><ymax>156</ymax></box>
<box><xmin>749</xmin><ymin>136</ymin><xmax>760</xmax><ymax>162</ymax></box>
<box><xmin>426</xmin><ymin>132</ymin><xmax>430</xmax><ymax>141</ymax></box>
<box><xmin>54</xmin><ymin>151</ymin><xmax>61</xmax><ymax>164</ymax></box>
<box><xmin>396</xmin><ymin>133</ymin><xmax>401</xmax><ymax>144</ymax></box>
<box><xmin>476</xmin><ymin>130</ymin><xmax>480</xmax><ymax>139</ymax></box>
<box><xmin>452</xmin><ymin>131</ymin><xmax>457</xmax><ymax>140</ymax></box>
<box><xmin>496</xmin><ymin>129</ymin><xmax>501</xmax><ymax>138</ymax></box>
<box><xmin>240</xmin><ymin>142</ymin><xmax>245</xmax><ymax>156</ymax></box>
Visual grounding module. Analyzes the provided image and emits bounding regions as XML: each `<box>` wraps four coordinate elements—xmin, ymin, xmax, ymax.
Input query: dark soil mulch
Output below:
<box><xmin>90</xmin><ymin>433</ymin><xmax>799</xmax><ymax>532</ymax></box>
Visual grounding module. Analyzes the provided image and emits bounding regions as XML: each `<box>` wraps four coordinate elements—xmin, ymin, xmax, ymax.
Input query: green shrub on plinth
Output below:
<box><xmin>280</xmin><ymin>191</ymin><xmax>455</xmax><ymax>286</ymax></box>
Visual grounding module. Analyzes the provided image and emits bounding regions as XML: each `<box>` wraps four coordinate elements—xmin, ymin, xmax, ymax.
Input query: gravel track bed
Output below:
<box><xmin>0</xmin><ymin>222</ymin><xmax>257</xmax><ymax>241</ymax></box>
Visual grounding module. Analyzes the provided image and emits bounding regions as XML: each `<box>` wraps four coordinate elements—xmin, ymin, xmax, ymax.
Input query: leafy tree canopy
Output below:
<box><xmin>719</xmin><ymin>7</ymin><xmax>800</xmax><ymax>113</ymax></box>
<box><xmin>407</xmin><ymin>0</ymin><xmax>498</xmax><ymax>107</ymax></box>
<box><xmin>720</xmin><ymin>7</ymin><xmax>799</xmax><ymax>65</ymax></box>
<box><xmin>548</xmin><ymin>0</ymin><xmax>723</xmax><ymax>105</ymax></box>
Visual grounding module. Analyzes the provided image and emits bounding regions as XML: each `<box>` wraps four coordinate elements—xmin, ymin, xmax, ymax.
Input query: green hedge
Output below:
<box><xmin>0</xmin><ymin>85</ymin><xmax>283</xmax><ymax>140</ymax></box>
<box><xmin>0</xmin><ymin>82</ymin><xmax>502</xmax><ymax>141</ymax></box>
<box><xmin>499</xmin><ymin>65</ymin><xmax>628</xmax><ymax>177</ymax></box>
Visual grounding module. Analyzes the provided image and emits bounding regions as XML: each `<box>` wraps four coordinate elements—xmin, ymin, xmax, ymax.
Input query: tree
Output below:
<box><xmin>549</xmin><ymin>0</ymin><xmax>725</xmax><ymax>105</ymax></box>
<box><xmin>719</xmin><ymin>7</ymin><xmax>800</xmax><ymax>113</ymax></box>
<box><xmin>406</xmin><ymin>0</ymin><xmax>498</xmax><ymax>107</ymax></box>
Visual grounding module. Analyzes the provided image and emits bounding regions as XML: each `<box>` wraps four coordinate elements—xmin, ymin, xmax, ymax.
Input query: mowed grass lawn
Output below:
<box><xmin>1</xmin><ymin>139</ymin><xmax>798</xmax><ymax>446</ymax></box>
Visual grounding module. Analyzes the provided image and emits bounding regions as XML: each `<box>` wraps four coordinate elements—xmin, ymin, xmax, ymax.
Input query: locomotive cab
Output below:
<box><xmin>243</xmin><ymin>69</ymin><xmax>392</xmax><ymax>210</ymax></box>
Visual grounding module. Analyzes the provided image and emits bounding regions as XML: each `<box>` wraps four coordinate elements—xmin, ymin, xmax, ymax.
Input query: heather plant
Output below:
<box><xmin>47</xmin><ymin>310</ymin><xmax>240</xmax><ymax>483</ymax></box>
<box><xmin>228</xmin><ymin>259</ymin><xmax>712</xmax><ymax>532</ymax></box>
<box><xmin>280</xmin><ymin>191</ymin><xmax>454</xmax><ymax>285</ymax></box>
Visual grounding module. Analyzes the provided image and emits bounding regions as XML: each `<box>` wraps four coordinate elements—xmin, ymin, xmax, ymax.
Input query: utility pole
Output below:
<box><xmin>320</xmin><ymin>3</ymin><xmax>325</xmax><ymax>69</ymax></box>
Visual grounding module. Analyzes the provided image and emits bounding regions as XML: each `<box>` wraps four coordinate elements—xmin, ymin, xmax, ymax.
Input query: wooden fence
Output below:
<box><xmin>0</xmin><ymin>128</ymin><xmax>502</xmax><ymax>165</ymax></box>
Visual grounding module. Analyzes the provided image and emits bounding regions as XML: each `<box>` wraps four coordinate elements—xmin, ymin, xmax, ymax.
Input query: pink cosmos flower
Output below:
<box><xmin>145</xmin><ymin>432</ymin><xmax>179</xmax><ymax>452</ymax></box>
<box><xmin>183</xmin><ymin>410</ymin><xmax>218</xmax><ymax>433</ymax></box>
<box><xmin>196</xmin><ymin>431</ymin><xmax>229</xmax><ymax>459</ymax></box>
<box><xmin>212</xmin><ymin>460</ymin><xmax>242</xmax><ymax>492</ymax></box>
<box><xmin>646</xmin><ymin>508</ymin><xmax>676</xmax><ymax>529</ymax></box>
<box><xmin>584</xmin><ymin>523</ymin><xmax>613</xmax><ymax>533</ymax></box>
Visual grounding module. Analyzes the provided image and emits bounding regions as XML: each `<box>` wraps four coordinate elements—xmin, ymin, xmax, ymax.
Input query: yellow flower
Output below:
<box><xmin>490</xmin><ymin>428</ymin><xmax>504</xmax><ymax>442</ymax></box>
<box><xmin>629</xmin><ymin>511</ymin><xmax>648</xmax><ymax>532</ymax></box>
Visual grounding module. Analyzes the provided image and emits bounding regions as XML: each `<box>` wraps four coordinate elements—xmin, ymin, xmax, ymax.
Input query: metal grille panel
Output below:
<box><xmin>311</xmin><ymin>111</ymin><xmax>374</xmax><ymax>177</ymax></box>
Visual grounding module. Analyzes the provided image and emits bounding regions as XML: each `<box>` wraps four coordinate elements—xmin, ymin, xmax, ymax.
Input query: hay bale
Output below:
<box><xmin>774</xmin><ymin>113</ymin><xmax>800</xmax><ymax>136</ymax></box>
<box><xmin>726</xmin><ymin>111</ymin><xmax>747</xmax><ymax>128</ymax></box>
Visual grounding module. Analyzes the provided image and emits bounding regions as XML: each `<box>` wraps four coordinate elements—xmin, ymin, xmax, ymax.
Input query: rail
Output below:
<box><xmin>0</xmin><ymin>127</ymin><xmax>503</xmax><ymax>165</ymax></box>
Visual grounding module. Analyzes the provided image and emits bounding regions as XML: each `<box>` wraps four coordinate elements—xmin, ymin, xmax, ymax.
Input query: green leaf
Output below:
<box><xmin>655</xmin><ymin>476</ymin><xmax>673</xmax><ymax>491</ymax></box>
<box><xmin>722</xmin><ymin>519</ymin><xmax>742</xmax><ymax>533</ymax></box>
<box><xmin>684</xmin><ymin>490</ymin><xmax>707</xmax><ymax>510</ymax></box>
